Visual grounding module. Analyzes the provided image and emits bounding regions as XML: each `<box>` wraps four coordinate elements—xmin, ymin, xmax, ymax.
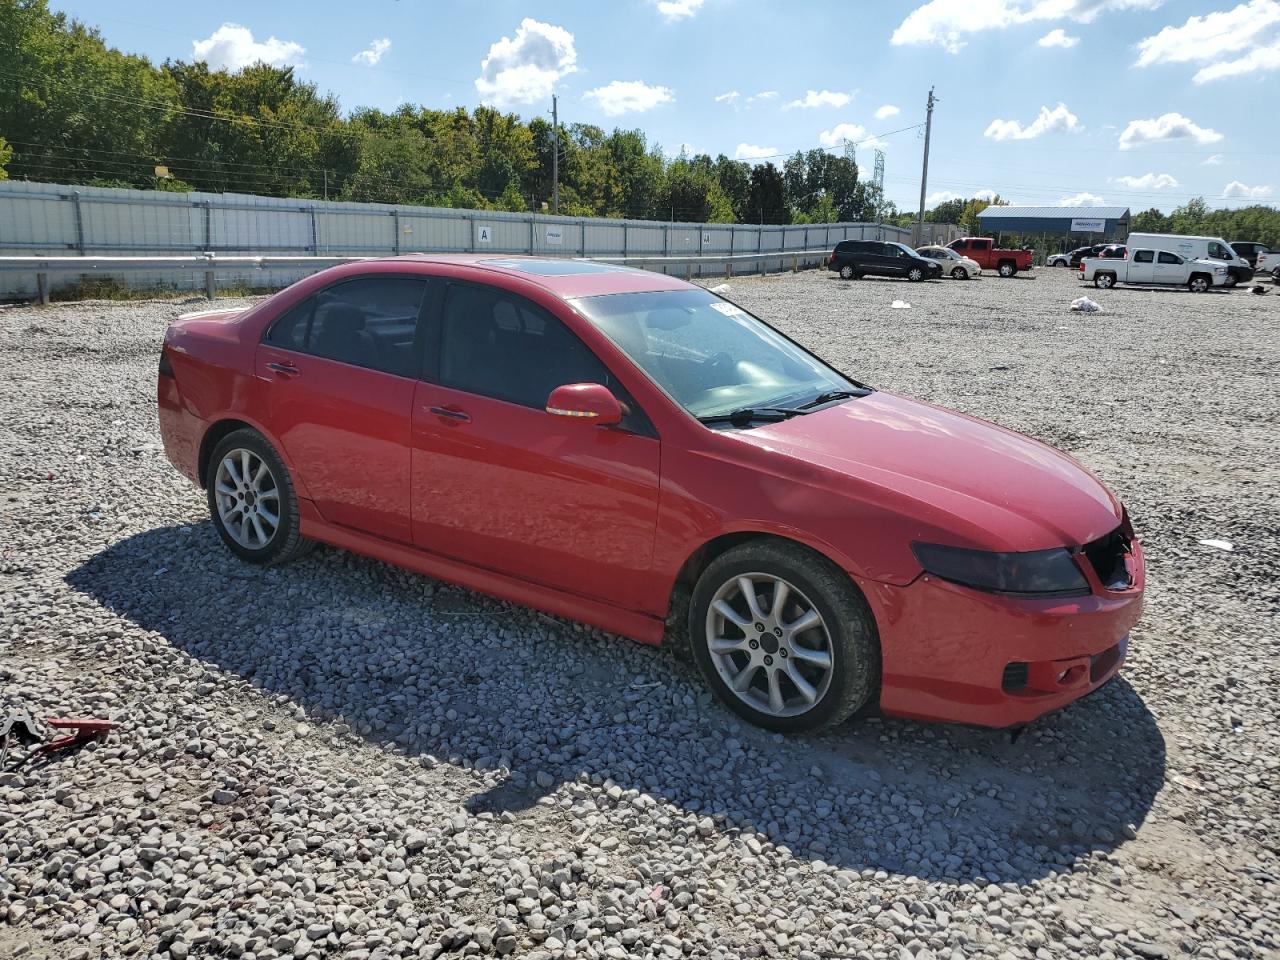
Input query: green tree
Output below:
<box><xmin>0</xmin><ymin>136</ymin><xmax>11</xmax><ymax>179</ymax></box>
<box><xmin>746</xmin><ymin>163</ymin><xmax>790</xmax><ymax>224</ymax></box>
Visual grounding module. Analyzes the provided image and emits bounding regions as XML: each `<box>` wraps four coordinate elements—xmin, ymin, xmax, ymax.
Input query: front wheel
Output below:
<box><xmin>998</xmin><ymin>262</ymin><xmax>1016</xmax><ymax>278</ymax></box>
<box><xmin>689</xmin><ymin>541</ymin><xmax>879</xmax><ymax>733</ymax></box>
<box><xmin>838</xmin><ymin>264</ymin><xmax>855</xmax><ymax>280</ymax></box>
<box><xmin>1188</xmin><ymin>275</ymin><xmax>1210</xmax><ymax>293</ymax></box>
<box><xmin>907</xmin><ymin>267</ymin><xmax>925</xmax><ymax>282</ymax></box>
<box><xmin>207</xmin><ymin>428</ymin><xmax>314</xmax><ymax>565</ymax></box>
<box><xmin>1093</xmin><ymin>273</ymin><xmax>1115</xmax><ymax>289</ymax></box>
<box><xmin>951</xmin><ymin>266</ymin><xmax>968</xmax><ymax>280</ymax></box>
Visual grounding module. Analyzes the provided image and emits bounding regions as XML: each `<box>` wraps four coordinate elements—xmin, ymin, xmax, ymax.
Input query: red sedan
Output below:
<box><xmin>158</xmin><ymin>256</ymin><xmax>1143</xmax><ymax>732</ymax></box>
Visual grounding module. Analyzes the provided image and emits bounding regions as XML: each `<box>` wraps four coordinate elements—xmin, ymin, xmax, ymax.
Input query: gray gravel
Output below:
<box><xmin>1</xmin><ymin>267</ymin><xmax>1277</xmax><ymax>960</ymax></box>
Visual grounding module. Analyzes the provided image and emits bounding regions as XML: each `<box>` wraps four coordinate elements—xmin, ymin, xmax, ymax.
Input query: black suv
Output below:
<box><xmin>1068</xmin><ymin>244</ymin><xmax>1110</xmax><ymax>268</ymax></box>
<box><xmin>828</xmin><ymin>240</ymin><xmax>943</xmax><ymax>281</ymax></box>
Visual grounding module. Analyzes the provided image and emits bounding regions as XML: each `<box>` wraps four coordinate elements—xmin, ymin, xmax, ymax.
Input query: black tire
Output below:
<box><xmin>951</xmin><ymin>266</ymin><xmax>968</xmax><ymax>280</ymax></box>
<box><xmin>1053</xmin><ymin>260</ymin><xmax>1066</xmax><ymax>268</ymax></box>
<box><xmin>1093</xmin><ymin>273</ymin><xmax>1115</xmax><ymax>290</ymax></box>
<box><xmin>206</xmin><ymin>428</ymin><xmax>314</xmax><ymax>565</ymax></box>
<box><xmin>688</xmin><ymin>540</ymin><xmax>879</xmax><ymax>733</ymax></box>
<box><xmin>838</xmin><ymin>264</ymin><xmax>855</xmax><ymax>280</ymax></box>
<box><xmin>1271</xmin><ymin>267</ymin><xmax>1280</xmax><ymax>282</ymax></box>
<box><xmin>998</xmin><ymin>261</ymin><xmax>1016</xmax><ymax>278</ymax></box>
<box><xmin>907</xmin><ymin>267</ymin><xmax>924</xmax><ymax>282</ymax></box>
<box><xmin>1187</xmin><ymin>274</ymin><xmax>1210</xmax><ymax>293</ymax></box>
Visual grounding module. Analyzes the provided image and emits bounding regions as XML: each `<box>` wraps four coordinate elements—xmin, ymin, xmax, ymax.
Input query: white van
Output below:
<box><xmin>1126</xmin><ymin>233</ymin><xmax>1253</xmax><ymax>286</ymax></box>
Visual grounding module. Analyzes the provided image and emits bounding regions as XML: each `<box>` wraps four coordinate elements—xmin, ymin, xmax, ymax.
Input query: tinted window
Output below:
<box><xmin>265</xmin><ymin>277</ymin><xmax>430</xmax><ymax>378</ymax></box>
<box><xmin>1157</xmin><ymin>251</ymin><xmax>1181</xmax><ymax>264</ymax></box>
<box><xmin>440</xmin><ymin>284</ymin><xmax>641</xmax><ymax>424</ymax></box>
<box><xmin>1133</xmin><ymin>250</ymin><xmax>1154</xmax><ymax>263</ymax></box>
<box><xmin>952</xmin><ymin>240</ymin><xmax>968</xmax><ymax>250</ymax></box>
<box><xmin>1207</xmin><ymin>242</ymin><xmax>1230</xmax><ymax>260</ymax></box>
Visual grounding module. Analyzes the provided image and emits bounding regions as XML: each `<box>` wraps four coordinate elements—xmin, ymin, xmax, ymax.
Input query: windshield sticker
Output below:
<box><xmin>711</xmin><ymin>302</ymin><xmax>747</xmax><ymax>317</ymax></box>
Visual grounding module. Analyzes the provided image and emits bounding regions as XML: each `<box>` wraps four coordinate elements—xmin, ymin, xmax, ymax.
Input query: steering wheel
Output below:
<box><xmin>705</xmin><ymin>351</ymin><xmax>735</xmax><ymax>381</ymax></box>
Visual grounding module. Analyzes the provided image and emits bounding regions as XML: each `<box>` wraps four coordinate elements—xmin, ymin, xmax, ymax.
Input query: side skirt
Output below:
<box><xmin>297</xmin><ymin>501</ymin><xmax>666</xmax><ymax>646</ymax></box>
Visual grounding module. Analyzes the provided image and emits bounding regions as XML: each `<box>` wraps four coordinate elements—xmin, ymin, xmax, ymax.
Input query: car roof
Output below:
<box><xmin>325</xmin><ymin>253</ymin><xmax>693</xmax><ymax>299</ymax></box>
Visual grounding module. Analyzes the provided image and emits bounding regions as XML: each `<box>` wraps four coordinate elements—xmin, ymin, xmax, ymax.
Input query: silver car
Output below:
<box><xmin>916</xmin><ymin>246</ymin><xmax>982</xmax><ymax>280</ymax></box>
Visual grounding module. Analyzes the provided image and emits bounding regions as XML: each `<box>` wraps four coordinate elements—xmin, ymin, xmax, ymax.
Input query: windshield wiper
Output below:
<box><xmin>697</xmin><ymin>406</ymin><xmax>807</xmax><ymax>427</ymax></box>
<box><xmin>798</xmin><ymin>389</ymin><xmax>868</xmax><ymax>410</ymax></box>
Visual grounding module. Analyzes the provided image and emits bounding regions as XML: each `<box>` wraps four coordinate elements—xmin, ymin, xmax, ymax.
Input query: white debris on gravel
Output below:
<box><xmin>1198</xmin><ymin>539</ymin><xmax>1235</xmax><ymax>551</ymax></box>
<box><xmin>890</xmin><ymin>299</ymin><xmax>911</xmax><ymax>309</ymax></box>
<box><xmin>2</xmin><ymin>270</ymin><xmax>1278</xmax><ymax>960</ymax></box>
<box><xmin>1070</xmin><ymin>296</ymin><xmax>1102</xmax><ymax>313</ymax></box>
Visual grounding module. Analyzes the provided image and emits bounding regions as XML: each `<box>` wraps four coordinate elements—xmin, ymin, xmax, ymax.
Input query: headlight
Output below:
<box><xmin>1214</xmin><ymin>267</ymin><xmax>1226</xmax><ymax>274</ymax></box>
<box><xmin>912</xmin><ymin>542</ymin><xmax>1089</xmax><ymax>597</ymax></box>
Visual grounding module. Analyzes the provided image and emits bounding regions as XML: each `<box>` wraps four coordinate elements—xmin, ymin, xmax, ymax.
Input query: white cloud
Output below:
<box><xmin>714</xmin><ymin>90</ymin><xmax>740</xmax><ymax>103</ymax></box>
<box><xmin>583</xmin><ymin>80</ymin><xmax>674</xmax><ymax>116</ymax></box>
<box><xmin>818</xmin><ymin>123</ymin><xmax>867</xmax><ymax>148</ymax></box>
<box><xmin>1112</xmin><ymin>172</ymin><xmax>1179</xmax><ymax>189</ymax></box>
<box><xmin>1203</xmin><ymin>154</ymin><xmax>1225</xmax><ymax>165</ymax></box>
<box><xmin>1119</xmin><ymin>112</ymin><xmax>1223</xmax><ymax>149</ymax></box>
<box><xmin>1222</xmin><ymin>180</ymin><xmax>1273</xmax><ymax>199</ymax></box>
<box><xmin>785</xmin><ymin>89</ymin><xmax>853</xmax><ymax>110</ymax></box>
<box><xmin>1037</xmin><ymin>28</ymin><xmax>1079</xmax><ymax>47</ymax></box>
<box><xmin>192</xmin><ymin>23</ymin><xmax>305</xmax><ymax>71</ymax></box>
<box><xmin>734</xmin><ymin>143</ymin><xmax>777</xmax><ymax>161</ymax></box>
<box><xmin>1194</xmin><ymin>39</ymin><xmax>1280</xmax><ymax>82</ymax></box>
<box><xmin>1134</xmin><ymin>0</ymin><xmax>1280</xmax><ymax>83</ymax></box>
<box><xmin>891</xmin><ymin>0</ymin><xmax>1161</xmax><ymax>52</ymax></box>
<box><xmin>475</xmin><ymin>19</ymin><xmax>577</xmax><ymax>107</ymax></box>
<box><xmin>973</xmin><ymin>189</ymin><xmax>1001</xmax><ymax>201</ymax></box>
<box><xmin>984</xmin><ymin>102</ymin><xmax>1081</xmax><ymax>140</ymax></box>
<box><xmin>746</xmin><ymin>90</ymin><xmax>777</xmax><ymax>105</ymax></box>
<box><xmin>927</xmin><ymin>190</ymin><xmax>962</xmax><ymax>205</ymax></box>
<box><xmin>352</xmin><ymin>38</ymin><xmax>391</xmax><ymax>66</ymax></box>
<box><xmin>874</xmin><ymin>104</ymin><xmax>900</xmax><ymax>120</ymax></box>
<box><xmin>1059</xmin><ymin>191</ymin><xmax>1107</xmax><ymax>206</ymax></box>
<box><xmin>655</xmin><ymin>0</ymin><xmax>707</xmax><ymax>21</ymax></box>
<box><xmin>667</xmin><ymin>142</ymin><xmax>700</xmax><ymax>158</ymax></box>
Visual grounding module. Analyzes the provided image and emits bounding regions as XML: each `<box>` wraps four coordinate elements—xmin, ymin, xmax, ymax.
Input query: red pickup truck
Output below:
<box><xmin>946</xmin><ymin>238</ymin><xmax>1034</xmax><ymax>277</ymax></box>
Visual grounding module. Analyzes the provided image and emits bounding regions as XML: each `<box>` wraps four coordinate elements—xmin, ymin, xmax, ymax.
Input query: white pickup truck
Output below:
<box><xmin>1256</xmin><ymin>250</ymin><xmax>1280</xmax><ymax>284</ymax></box>
<box><xmin>1080</xmin><ymin>247</ymin><xmax>1228</xmax><ymax>292</ymax></box>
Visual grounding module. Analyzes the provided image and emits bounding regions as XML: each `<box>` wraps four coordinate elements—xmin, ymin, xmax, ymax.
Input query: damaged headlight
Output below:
<box><xmin>912</xmin><ymin>542</ymin><xmax>1089</xmax><ymax>597</ymax></box>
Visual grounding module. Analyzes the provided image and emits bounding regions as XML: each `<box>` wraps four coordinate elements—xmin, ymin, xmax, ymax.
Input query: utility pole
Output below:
<box><xmin>551</xmin><ymin>94</ymin><xmax>560</xmax><ymax>216</ymax></box>
<box><xmin>914</xmin><ymin>86</ymin><xmax>936</xmax><ymax>247</ymax></box>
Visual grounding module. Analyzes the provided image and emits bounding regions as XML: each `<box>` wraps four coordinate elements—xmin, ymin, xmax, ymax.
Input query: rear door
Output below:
<box><xmin>256</xmin><ymin>275</ymin><xmax>432</xmax><ymax>543</ymax></box>
<box><xmin>1128</xmin><ymin>250</ymin><xmax>1155</xmax><ymax>284</ymax></box>
<box><xmin>410</xmin><ymin>281</ymin><xmax>661</xmax><ymax>611</ymax></box>
<box><xmin>1154</xmin><ymin>250</ymin><xmax>1185</xmax><ymax>284</ymax></box>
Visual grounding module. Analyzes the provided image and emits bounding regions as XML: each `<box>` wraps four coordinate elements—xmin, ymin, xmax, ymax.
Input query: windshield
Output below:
<box><xmin>572</xmin><ymin>288</ymin><xmax>861</xmax><ymax>420</ymax></box>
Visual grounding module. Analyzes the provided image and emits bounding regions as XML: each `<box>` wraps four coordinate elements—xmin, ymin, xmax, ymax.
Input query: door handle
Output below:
<box><xmin>267</xmin><ymin>362</ymin><xmax>299</xmax><ymax>377</ymax></box>
<box><xmin>428</xmin><ymin>406</ymin><xmax>471</xmax><ymax>423</ymax></box>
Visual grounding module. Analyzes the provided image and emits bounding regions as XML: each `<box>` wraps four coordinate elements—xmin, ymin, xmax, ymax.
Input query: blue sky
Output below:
<box><xmin>50</xmin><ymin>0</ymin><xmax>1280</xmax><ymax>213</ymax></box>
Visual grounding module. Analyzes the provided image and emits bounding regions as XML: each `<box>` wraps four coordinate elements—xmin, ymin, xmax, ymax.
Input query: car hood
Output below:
<box><xmin>740</xmin><ymin>391</ymin><xmax>1121</xmax><ymax>550</ymax></box>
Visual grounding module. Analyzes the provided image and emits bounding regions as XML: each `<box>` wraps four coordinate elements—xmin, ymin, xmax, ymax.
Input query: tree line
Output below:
<box><xmin>0</xmin><ymin>0</ymin><xmax>890</xmax><ymax>225</ymax></box>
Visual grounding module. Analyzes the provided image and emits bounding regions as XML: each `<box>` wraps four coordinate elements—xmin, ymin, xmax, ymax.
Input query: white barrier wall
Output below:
<box><xmin>0</xmin><ymin>180</ymin><xmax>912</xmax><ymax>298</ymax></box>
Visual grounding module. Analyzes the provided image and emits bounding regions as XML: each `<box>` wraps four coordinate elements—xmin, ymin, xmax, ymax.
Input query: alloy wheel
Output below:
<box><xmin>704</xmin><ymin>573</ymin><xmax>834</xmax><ymax>718</ymax></box>
<box><xmin>214</xmin><ymin>448</ymin><xmax>281</xmax><ymax>549</ymax></box>
<box><xmin>908</xmin><ymin>268</ymin><xmax>923</xmax><ymax>281</ymax></box>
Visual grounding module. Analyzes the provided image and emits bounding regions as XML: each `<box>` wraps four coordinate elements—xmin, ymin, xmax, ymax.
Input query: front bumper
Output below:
<box><xmin>860</xmin><ymin>537</ymin><xmax>1145</xmax><ymax>727</ymax></box>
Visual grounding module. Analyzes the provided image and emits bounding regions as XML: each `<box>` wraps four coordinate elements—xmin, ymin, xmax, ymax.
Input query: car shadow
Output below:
<box><xmin>67</xmin><ymin>523</ymin><xmax>1166</xmax><ymax>886</ymax></box>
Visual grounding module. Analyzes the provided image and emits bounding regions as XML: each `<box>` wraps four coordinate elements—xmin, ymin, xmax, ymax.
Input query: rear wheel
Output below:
<box><xmin>1093</xmin><ymin>273</ymin><xmax>1115</xmax><ymax>289</ymax></box>
<box><xmin>1188</xmin><ymin>275</ymin><xmax>1210</xmax><ymax>293</ymax></box>
<box><xmin>951</xmin><ymin>266</ymin><xmax>968</xmax><ymax>280</ymax></box>
<box><xmin>907</xmin><ymin>266</ymin><xmax>925</xmax><ymax>282</ymax></box>
<box><xmin>998</xmin><ymin>261</ymin><xmax>1016</xmax><ymax>278</ymax></box>
<box><xmin>839</xmin><ymin>264</ymin><xmax>855</xmax><ymax>280</ymax></box>
<box><xmin>689</xmin><ymin>541</ymin><xmax>878</xmax><ymax>733</ymax></box>
<box><xmin>207</xmin><ymin>428</ymin><xmax>314</xmax><ymax>565</ymax></box>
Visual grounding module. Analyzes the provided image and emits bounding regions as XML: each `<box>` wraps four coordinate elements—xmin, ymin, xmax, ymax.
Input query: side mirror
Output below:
<box><xmin>546</xmin><ymin>383</ymin><xmax>622</xmax><ymax>426</ymax></box>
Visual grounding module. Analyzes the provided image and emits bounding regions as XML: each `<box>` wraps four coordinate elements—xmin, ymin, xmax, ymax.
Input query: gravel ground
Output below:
<box><xmin>1</xmin><ymin>267</ymin><xmax>1277</xmax><ymax>960</ymax></box>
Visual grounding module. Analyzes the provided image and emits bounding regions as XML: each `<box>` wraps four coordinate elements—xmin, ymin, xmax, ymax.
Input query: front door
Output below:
<box><xmin>410</xmin><ymin>281</ymin><xmax>661</xmax><ymax>611</ymax></box>
<box><xmin>256</xmin><ymin>275</ymin><xmax>432</xmax><ymax>543</ymax></box>
<box><xmin>1154</xmin><ymin>251</ymin><xmax>1186</xmax><ymax>284</ymax></box>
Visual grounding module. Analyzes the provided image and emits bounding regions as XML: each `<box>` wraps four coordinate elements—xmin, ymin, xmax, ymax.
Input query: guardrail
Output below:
<box><xmin>0</xmin><ymin>249</ymin><xmax>835</xmax><ymax>304</ymax></box>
